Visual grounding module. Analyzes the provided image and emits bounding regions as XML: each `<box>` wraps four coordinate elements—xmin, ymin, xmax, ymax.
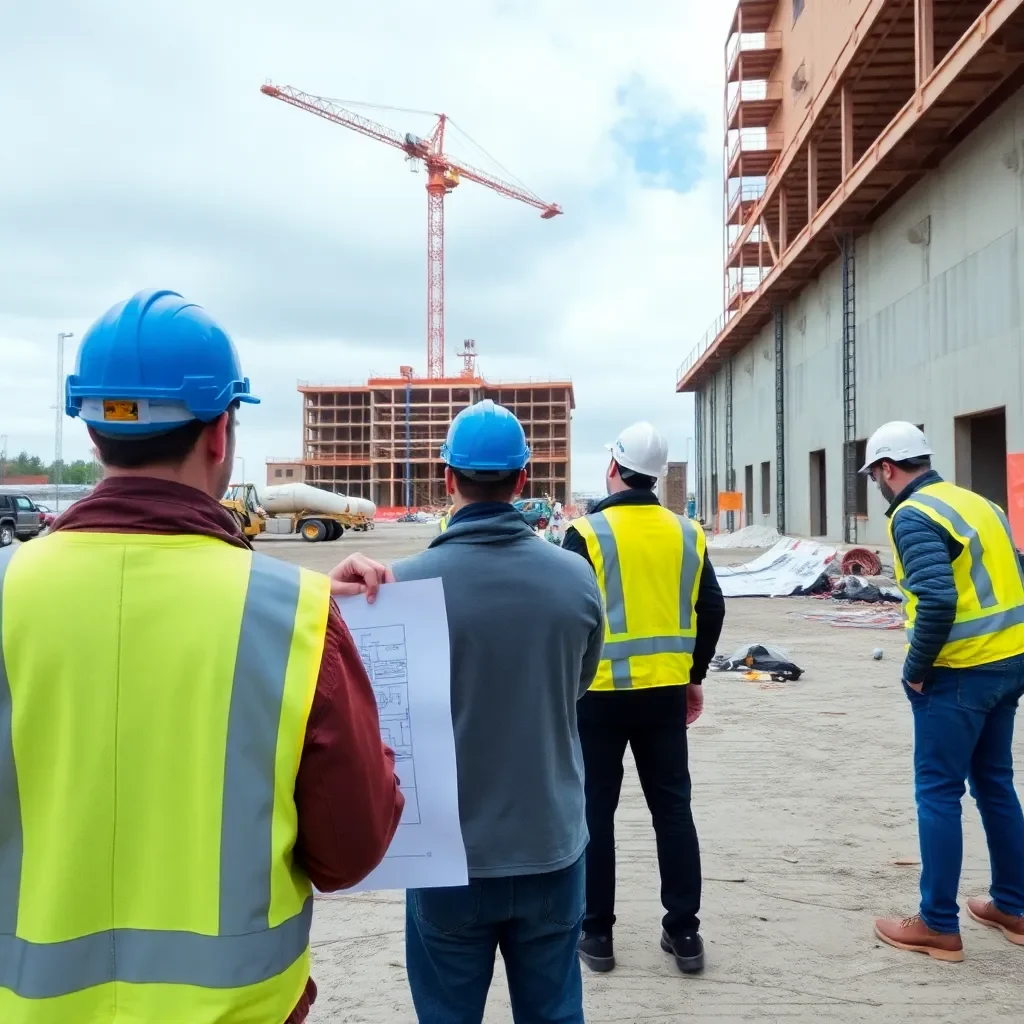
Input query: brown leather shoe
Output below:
<box><xmin>874</xmin><ymin>915</ymin><xmax>964</xmax><ymax>962</ymax></box>
<box><xmin>967</xmin><ymin>898</ymin><xmax>1024</xmax><ymax>946</ymax></box>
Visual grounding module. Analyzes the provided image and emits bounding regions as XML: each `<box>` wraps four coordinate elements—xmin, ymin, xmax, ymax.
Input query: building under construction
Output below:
<box><xmin>274</xmin><ymin>347</ymin><xmax>573</xmax><ymax>508</ymax></box>
<box><xmin>679</xmin><ymin>0</ymin><xmax>1024</xmax><ymax>545</ymax></box>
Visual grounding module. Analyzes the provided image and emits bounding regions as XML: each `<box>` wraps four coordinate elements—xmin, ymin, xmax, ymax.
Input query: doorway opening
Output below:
<box><xmin>809</xmin><ymin>449</ymin><xmax>827</xmax><ymax>536</ymax></box>
<box><xmin>955</xmin><ymin>407</ymin><xmax>1007</xmax><ymax>508</ymax></box>
<box><xmin>744</xmin><ymin>465</ymin><xmax>754</xmax><ymax>523</ymax></box>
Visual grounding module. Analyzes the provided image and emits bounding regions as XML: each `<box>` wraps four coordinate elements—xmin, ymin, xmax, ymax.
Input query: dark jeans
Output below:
<box><xmin>405</xmin><ymin>855</ymin><xmax>585</xmax><ymax>1024</ymax></box>
<box><xmin>577</xmin><ymin>686</ymin><xmax>701</xmax><ymax>938</ymax></box>
<box><xmin>907</xmin><ymin>656</ymin><xmax>1024</xmax><ymax>934</ymax></box>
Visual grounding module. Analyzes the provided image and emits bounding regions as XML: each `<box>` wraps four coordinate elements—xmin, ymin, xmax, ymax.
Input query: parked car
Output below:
<box><xmin>0</xmin><ymin>494</ymin><xmax>45</xmax><ymax>547</ymax></box>
<box><xmin>34</xmin><ymin>503</ymin><xmax>57</xmax><ymax>530</ymax></box>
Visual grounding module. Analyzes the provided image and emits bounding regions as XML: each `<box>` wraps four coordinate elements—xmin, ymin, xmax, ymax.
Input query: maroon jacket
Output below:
<box><xmin>52</xmin><ymin>477</ymin><xmax>404</xmax><ymax>1023</ymax></box>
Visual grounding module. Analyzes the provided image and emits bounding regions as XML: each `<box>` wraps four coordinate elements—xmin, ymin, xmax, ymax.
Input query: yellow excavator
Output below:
<box><xmin>220</xmin><ymin>483</ymin><xmax>267</xmax><ymax>539</ymax></box>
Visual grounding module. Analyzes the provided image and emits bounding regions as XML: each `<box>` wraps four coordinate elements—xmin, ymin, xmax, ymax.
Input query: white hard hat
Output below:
<box><xmin>860</xmin><ymin>421</ymin><xmax>932</xmax><ymax>473</ymax></box>
<box><xmin>606</xmin><ymin>422</ymin><xmax>669</xmax><ymax>479</ymax></box>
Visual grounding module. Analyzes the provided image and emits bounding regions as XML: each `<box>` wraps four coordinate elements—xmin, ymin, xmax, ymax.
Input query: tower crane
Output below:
<box><xmin>261</xmin><ymin>82</ymin><xmax>562</xmax><ymax>379</ymax></box>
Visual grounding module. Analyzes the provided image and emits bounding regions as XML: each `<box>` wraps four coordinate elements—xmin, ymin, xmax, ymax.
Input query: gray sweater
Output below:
<box><xmin>394</xmin><ymin>503</ymin><xmax>604</xmax><ymax>878</ymax></box>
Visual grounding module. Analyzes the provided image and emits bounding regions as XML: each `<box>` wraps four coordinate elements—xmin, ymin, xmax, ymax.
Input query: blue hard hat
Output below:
<box><xmin>66</xmin><ymin>289</ymin><xmax>259</xmax><ymax>436</ymax></box>
<box><xmin>441</xmin><ymin>400</ymin><xmax>530</xmax><ymax>474</ymax></box>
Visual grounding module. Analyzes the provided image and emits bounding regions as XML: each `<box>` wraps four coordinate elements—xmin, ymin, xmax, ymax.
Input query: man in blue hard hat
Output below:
<box><xmin>393</xmin><ymin>400</ymin><xmax>605</xmax><ymax>1024</ymax></box>
<box><xmin>0</xmin><ymin>290</ymin><xmax>403</xmax><ymax>1024</ymax></box>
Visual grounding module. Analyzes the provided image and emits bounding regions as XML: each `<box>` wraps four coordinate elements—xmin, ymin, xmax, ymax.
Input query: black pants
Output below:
<box><xmin>577</xmin><ymin>685</ymin><xmax>701</xmax><ymax>939</ymax></box>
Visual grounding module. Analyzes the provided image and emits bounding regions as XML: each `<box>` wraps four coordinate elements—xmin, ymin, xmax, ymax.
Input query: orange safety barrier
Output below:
<box><xmin>1006</xmin><ymin>454</ymin><xmax>1024</xmax><ymax>546</ymax></box>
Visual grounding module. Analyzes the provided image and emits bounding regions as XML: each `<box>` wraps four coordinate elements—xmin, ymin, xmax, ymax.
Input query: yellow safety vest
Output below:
<box><xmin>0</xmin><ymin>531</ymin><xmax>330</xmax><ymax>1024</ymax></box>
<box><xmin>439</xmin><ymin>513</ymin><xmax>450</xmax><ymax>534</ymax></box>
<box><xmin>573</xmin><ymin>505</ymin><xmax>706</xmax><ymax>691</ymax></box>
<box><xmin>889</xmin><ymin>480</ymin><xmax>1024</xmax><ymax>668</ymax></box>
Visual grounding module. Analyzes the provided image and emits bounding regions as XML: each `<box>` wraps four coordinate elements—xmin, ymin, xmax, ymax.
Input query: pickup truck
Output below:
<box><xmin>0</xmin><ymin>494</ymin><xmax>45</xmax><ymax>547</ymax></box>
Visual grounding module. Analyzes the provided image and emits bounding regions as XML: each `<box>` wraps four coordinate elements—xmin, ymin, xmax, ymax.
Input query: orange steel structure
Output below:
<box><xmin>261</xmin><ymin>83</ymin><xmax>562</xmax><ymax>380</ymax></box>
<box><xmin>297</xmin><ymin>376</ymin><xmax>574</xmax><ymax>508</ymax></box>
<box><xmin>681</xmin><ymin>0</ymin><xmax>1024</xmax><ymax>392</ymax></box>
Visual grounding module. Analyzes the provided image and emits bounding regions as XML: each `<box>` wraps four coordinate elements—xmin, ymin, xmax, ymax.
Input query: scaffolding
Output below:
<box><xmin>773</xmin><ymin>304</ymin><xmax>785</xmax><ymax>535</ymax></box>
<box><xmin>297</xmin><ymin>377</ymin><xmax>574</xmax><ymax>508</ymax></box>
<box><xmin>725</xmin><ymin>359</ymin><xmax>735</xmax><ymax>531</ymax></box>
<box><xmin>841</xmin><ymin>234</ymin><xmax>858</xmax><ymax>544</ymax></box>
<box><xmin>709</xmin><ymin>372</ymin><xmax>719</xmax><ymax>516</ymax></box>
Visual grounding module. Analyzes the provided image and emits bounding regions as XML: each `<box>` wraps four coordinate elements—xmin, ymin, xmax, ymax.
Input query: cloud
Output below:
<box><xmin>0</xmin><ymin>0</ymin><xmax>733</xmax><ymax>492</ymax></box>
<box><xmin>612</xmin><ymin>75</ymin><xmax>707</xmax><ymax>194</ymax></box>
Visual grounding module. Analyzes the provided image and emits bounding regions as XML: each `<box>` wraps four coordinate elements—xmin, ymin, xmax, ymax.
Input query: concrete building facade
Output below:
<box><xmin>681</xmin><ymin>0</ymin><xmax>1024</xmax><ymax>545</ymax></box>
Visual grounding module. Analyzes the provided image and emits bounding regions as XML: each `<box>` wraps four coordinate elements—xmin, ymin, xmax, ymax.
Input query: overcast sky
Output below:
<box><xmin>0</xmin><ymin>0</ymin><xmax>731</xmax><ymax>494</ymax></box>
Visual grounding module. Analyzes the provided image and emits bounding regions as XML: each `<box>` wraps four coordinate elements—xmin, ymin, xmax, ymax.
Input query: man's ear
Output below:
<box><xmin>513</xmin><ymin>468</ymin><xmax>527</xmax><ymax>498</ymax></box>
<box><xmin>444</xmin><ymin>466</ymin><xmax>456</xmax><ymax>498</ymax></box>
<box><xmin>206</xmin><ymin>412</ymin><xmax>232</xmax><ymax>464</ymax></box>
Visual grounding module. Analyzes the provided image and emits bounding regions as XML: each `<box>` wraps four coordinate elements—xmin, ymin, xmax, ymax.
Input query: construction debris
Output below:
<box><xmin>715</xmin><ymin>539</ymin><xmax>837</xmax><ymax>597</ymax></box>
<box><xmin>712</xmin><ymin>643</ymin><xmax>803</xmax><ymax>682</ymax></box>
<box><xmin>800</xmin><ymin>606</ymin><xmax>905</xmax><ymax>630</ymax></box>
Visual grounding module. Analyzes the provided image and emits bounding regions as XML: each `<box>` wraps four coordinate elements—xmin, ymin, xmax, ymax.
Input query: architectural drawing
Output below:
<box><xmin>350</xmin><ymin>623</ymin><xmax>420</xmax><ymax>824</ymax></box>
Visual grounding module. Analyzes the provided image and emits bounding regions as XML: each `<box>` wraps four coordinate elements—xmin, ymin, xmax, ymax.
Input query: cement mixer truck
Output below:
<box><xmin>221</xmin><ymin>483</ymin><xmax>375</xmax><ymax>542</ymax></box>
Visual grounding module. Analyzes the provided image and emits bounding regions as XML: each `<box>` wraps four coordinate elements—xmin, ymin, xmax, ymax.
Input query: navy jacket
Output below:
<box><xmin>562</xmin><ymin>489</ymin><xmax>726</xmax><ymax>684</ymax></box>
<box><xmin>887</xmin><ymin>471</ymin><xmax>958</xmax><ymax>683</ymax></box>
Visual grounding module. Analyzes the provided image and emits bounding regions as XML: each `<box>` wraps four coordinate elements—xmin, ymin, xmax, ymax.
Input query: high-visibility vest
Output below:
<box><xmin>439</xmin><ymin>513</ymin><xmax>450</xmax><ymax>534</ymax></box>
<box><xmin>889</xmin><ymin>480</ymin><xmax>1024</xmax><ymax>668</ymax></box>
<box><xmin>573</xmin><ymin>505</ymin><xmax>706</xmax><ymax>691</ymax></box>
<box><xmin>0</xmin><ymin>531</ymin><xmax>330</xmax><ymax>1024</ymax></box>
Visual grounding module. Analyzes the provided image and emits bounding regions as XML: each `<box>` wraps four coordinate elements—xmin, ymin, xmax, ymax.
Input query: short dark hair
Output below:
<box><xmin>616</xmin><ymin>462</ymin><xmax>657</xmax><ymax>491</ymax></box>
<box><xmin>451</xmin><ymin>468</ymin><xmax>520</xmax><ymax>504</ymax></box>
<box><xmin>890</xmin><ymin>456</ymin><xmax>932</xmax><ymax>472</ymax></box>
<box><xmin>91</xmin><ymin>405</ymin><xmax>236</xmax><ymax>470</ymax></box>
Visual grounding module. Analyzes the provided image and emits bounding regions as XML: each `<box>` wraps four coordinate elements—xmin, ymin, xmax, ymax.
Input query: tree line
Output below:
<box><xmin>0</xmin><ymin>451</ymin><xmax>102</xmax><ymax>486</ymax></box>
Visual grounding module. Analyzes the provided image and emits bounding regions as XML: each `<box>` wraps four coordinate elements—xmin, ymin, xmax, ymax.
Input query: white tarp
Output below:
<box><xmin>715</xmin><ymin>538</ymin><xmax>838</xmax><ymax>597</ymax></box>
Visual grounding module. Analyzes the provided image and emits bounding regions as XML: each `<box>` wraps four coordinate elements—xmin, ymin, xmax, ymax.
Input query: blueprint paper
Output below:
<box><xmin>335</xmin><ymin>578</ymin><xmax>468</xmax><ymax>891</ymax></box>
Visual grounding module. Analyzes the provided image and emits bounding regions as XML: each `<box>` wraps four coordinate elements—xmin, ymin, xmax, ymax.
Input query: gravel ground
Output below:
<box><xmin>261</xmin><ymin>526</ymin><xmax>1024</xmax><ymax>1023</ymax></box>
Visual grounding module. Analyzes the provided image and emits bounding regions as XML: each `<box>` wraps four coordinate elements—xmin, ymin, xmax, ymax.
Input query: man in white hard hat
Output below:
<box><xmin>562</xmin><ymin>422</ymin><xmax>725</xmax><ymax>975</ymax></box>
<box><xmin>863</xmin><ymin>421</ymin><xmax>1024</xmax><ymax>962</ymax></box>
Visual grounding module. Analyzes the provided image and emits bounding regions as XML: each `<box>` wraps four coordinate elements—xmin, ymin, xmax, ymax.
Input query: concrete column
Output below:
<box><xmin>779</xmin><ymin>189</ymin><xmax>788</xmax><ymax>251</ymax></box>
<box><xmin>841</xmin><ymin>85</ymin><xmax>854</xmax><ymax>178</ymax></box>
<box><xmin>915</xmin><ymin>0</ymin><xmax>934</xmax><ymax>86</ymax></box>
<box><xmin>808</xmin><ymin>140</ymin><xmax>818</xmax><ymax>219</ymax></box>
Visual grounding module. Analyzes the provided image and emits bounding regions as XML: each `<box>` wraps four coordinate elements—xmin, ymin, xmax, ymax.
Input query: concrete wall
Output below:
<box><xmin>698</xmin><ymin>85</ymin><xmax>1024</xmax><ymax>543</ymax></box>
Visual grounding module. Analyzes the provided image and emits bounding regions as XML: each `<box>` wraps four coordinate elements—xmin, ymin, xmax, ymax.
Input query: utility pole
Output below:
<box><xmin>0</xmin><ymin>434</ymin><xmax>6</xmax><ymax>485</ymax></box>
<box><xmin>55</xmin><ymin>332</ymin><xmax>74</xmax><ymax>509</ymax></box>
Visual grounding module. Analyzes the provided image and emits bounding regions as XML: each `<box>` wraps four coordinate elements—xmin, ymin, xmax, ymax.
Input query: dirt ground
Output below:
<box><xmin>260</xmin><ymin>525</ymin><xmax>1024</xmax><ymax>1023</ymax></box>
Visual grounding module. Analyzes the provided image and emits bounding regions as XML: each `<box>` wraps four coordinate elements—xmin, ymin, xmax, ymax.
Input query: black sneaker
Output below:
<box><xmin>660</xmin><ymin>930</ymin><xmax>705</xmax><ymax>973</ymax></box>
<box><xmin>578</xmin><ymin>933</ymin><xmax>615</xmax><ymax>973</ymax></box>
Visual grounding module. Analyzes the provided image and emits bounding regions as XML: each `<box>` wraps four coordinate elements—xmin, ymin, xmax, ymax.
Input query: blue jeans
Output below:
<box><xmin>405</xmin><ymin>855</ymin><xmax>585</xmax><ymax>1024</ymax></box>
<box><xmin>907</xmin><ymin>656</ymin><xmax>1024</xmax><ymax>934</ymax></box>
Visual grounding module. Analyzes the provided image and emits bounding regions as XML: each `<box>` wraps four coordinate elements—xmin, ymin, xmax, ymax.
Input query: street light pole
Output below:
<box><xmin>234</xmin><ymin>455</ymin><xmax>246</xmax><ymax>486</ymax></box>
<box><xmin>55</xmin><ymin>332</ymin><xmax>74</xmax><ymax>509</ymax></box>
<box><xmin>0</xmin><ymin>434</ymin><xmax>6</xmax><ymax>485</ymax></box>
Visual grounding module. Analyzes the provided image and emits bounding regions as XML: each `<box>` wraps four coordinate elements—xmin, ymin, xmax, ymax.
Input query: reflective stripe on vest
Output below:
<box><xmin>891</xmin><ymin>481</ymin><xmax>1024</xmax><ymax>668</ymax></box>
<box><xmin>578</xmin><ymin>507</ymin><xmax>703</xmax><ymax>690</ymax></box>
<box><xmin>0</xmin><ymin>540</ymin><xmax>323</xmax><ymax>1007</ymax></box>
